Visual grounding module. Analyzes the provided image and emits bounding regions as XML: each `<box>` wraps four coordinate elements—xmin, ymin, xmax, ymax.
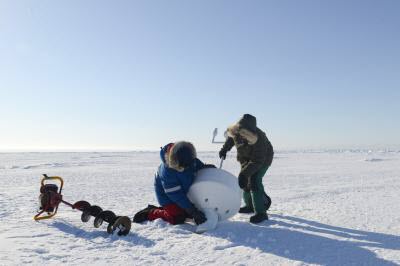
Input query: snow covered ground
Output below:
<box><xmin>0</xmin><ymin>150</ymin><xmax>399</xmax><ymax>265</ymax></box>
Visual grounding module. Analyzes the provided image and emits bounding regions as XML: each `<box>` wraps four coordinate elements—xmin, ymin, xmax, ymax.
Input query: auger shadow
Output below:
<box><xmin>50</xmin><ymin>220</ymin><xmax>155</xmax><ymax>248</ymax></box>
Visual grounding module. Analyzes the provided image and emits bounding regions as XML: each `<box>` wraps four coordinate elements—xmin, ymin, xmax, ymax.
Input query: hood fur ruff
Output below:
<box><xmin>227</xmin><ymin>123</ymin><xmax>258</xmax><ymax>145</ymax></box>
<box><xmin>168</xmin><ymin>141</ymin><xmax>197</xmax><ymax>171</ymax></box>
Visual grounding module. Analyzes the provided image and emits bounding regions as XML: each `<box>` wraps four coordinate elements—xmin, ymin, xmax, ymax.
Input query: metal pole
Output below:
<box><xmin>219</xmin><ymin>158</ymin><xmax>224</xmax><ymax>169</ymax></box>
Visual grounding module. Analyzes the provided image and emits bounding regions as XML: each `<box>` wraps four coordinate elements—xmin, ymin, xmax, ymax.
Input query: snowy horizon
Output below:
<box><xmin>1</xmin><ymin>146</ymin><xmax>400</xmax><ymax>153</ymax></box>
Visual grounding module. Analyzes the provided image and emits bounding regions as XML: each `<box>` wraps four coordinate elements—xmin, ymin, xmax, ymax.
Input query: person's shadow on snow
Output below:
<box><xmin>50</xmin><ymin>220</ymin><xmax>155</xmax><ymax>247</ymax></box>
<box><xmin>206</xmin><ymin>214</ymin><xmax>400</xmax><ymax>265</ymax></box>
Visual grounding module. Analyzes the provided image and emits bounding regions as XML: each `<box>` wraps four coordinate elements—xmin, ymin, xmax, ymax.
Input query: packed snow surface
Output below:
<box><xmin>0</xmin><ymin>150</ymin><xmax>399</xmax><ymax>265</ymax></box>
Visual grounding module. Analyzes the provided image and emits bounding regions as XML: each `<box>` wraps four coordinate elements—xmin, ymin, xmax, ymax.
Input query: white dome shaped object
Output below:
<box><xmin>187</xmin><ymin>168</ymin><xmax>241</xmax><ymax>232</ymax></box>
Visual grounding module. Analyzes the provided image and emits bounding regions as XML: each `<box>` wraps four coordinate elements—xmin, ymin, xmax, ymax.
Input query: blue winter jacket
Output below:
<box><xmin>154</xmin><ymin>144</ymin><xmax>205</xmax><ymax>210</ymax></box>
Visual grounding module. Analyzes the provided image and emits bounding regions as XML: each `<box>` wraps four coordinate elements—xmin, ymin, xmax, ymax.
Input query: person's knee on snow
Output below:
<box><xmin>147</xmin><ymin>204</ymin><xmax>187</xmax><ymax>225</ymax></box>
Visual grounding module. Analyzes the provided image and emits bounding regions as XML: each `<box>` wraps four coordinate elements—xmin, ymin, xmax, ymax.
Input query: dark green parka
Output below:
<box><xmin>220</xmin><ymin>124</ymin><xmax>274</xmax><ymax>178</ymax></box>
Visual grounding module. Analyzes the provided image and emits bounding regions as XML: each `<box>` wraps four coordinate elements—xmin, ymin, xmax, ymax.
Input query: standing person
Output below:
<box><xmin>219</xmin><ymin>114</ymin><xmax>273</xmax><ymax>223</ymax></box>
<box><xmin>133</xmin><ymin>141</ymin><xmax>215</xmax><ymax>226</ymax></box>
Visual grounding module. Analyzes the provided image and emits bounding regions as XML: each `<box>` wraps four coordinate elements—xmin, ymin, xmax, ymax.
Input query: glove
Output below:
<box><xmin>185</xmin><ymin>207</ymin><xmax>207</xmax><ymax>225</ymax></box>
<box><xmin>219</xmin><ymin>149</ymin><xmax>227</xmax><ymax>160</ymax></box>
<box><xmin>238</xmin><ymin>173</ymin><xmax>248</xmax><ymax>190</ymax></box>
<box><xmin>202</xmin><ymin>164</ymin><xmax>216</xmax><ymax>169</ymax></box>
<box><xmin>248</xmin><ymin>175</ymin><xmax>258</xmax><ymax>192</ymax></box>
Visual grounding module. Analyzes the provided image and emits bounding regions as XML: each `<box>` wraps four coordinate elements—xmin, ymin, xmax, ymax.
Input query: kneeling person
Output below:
<box><xmin>134</xmin><ymin>141</ymin><xmax>214</xmax><ymax>225</ymax></box>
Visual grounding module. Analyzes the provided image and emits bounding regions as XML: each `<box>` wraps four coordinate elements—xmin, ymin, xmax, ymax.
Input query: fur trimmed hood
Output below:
<box><xmin>168</xmin><ymin>141</ymin><xmax>197</xmax><ymax>171</ymax></box>
<box><xmin>227</xmin><ymin>123</ymin><xmax>258</xmax><ymax>145</ymax></box>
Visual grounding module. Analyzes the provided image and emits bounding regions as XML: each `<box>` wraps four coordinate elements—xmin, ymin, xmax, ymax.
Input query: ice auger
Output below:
<box><xmin>34</xmin><ymin>174</ymin><xmax>131</xmax><ymax>236</ymax></box>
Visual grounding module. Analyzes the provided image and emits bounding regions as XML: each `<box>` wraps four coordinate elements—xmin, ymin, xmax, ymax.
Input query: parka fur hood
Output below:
<box><xmin>227</xmin><ymin>123</ymin><xmax>258</xmax><ymax>145</ymax></box>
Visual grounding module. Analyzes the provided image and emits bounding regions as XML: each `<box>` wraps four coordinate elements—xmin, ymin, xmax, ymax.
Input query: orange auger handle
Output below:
<box><xmin>41</xmin><ymin>175</ymin><xmax>64</xmax><ymax>191</ymax></box>
<box><xmin>34</xmin><ymin>175</ymin><xmax>64</xmax><ymax>221</ymax></box>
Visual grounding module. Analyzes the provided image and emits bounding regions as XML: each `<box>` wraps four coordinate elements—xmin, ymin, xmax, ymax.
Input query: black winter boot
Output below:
<box><xmin>133</xmin><ymin>205</ymin><xmax>158</xmax><ymax>223</ymax></box>
<box><xmin>250</xmin><ymin>213</ymin><xmax>268</xmax><ymax>224</ymax></box>
<box><xmin>239</xmin><ymin>206</ymin><xmax>254</xmax><ymax>213</ymax></box>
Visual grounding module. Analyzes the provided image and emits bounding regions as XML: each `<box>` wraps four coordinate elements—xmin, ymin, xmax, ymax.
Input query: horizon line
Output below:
<box><xmin>1</xmin><ymin>147</ymin><xmax>399</xmax><ymax>153</ymax></box>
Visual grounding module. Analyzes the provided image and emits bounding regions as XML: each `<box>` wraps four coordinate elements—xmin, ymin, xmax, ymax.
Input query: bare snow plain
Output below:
<box><xmin>0</xmin><ymin>150</ymin><xmax>399</xmax><ymax>265</ymax></box>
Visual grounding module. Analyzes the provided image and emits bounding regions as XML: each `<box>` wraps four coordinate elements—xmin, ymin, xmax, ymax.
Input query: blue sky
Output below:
<box><xmin>1</xmin><ymin>0</ymin><xmax>399</xmax><ymax>151</ymax></box>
